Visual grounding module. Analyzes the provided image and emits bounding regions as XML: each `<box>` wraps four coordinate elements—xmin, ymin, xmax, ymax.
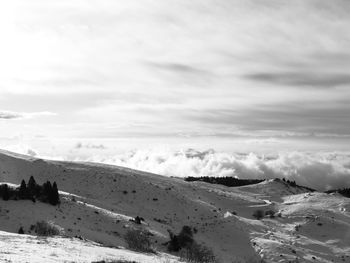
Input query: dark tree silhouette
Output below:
<box><xmin>167</xmin><ymin>226</ymin><xmax>194</xmax><ymax>252</ymax></box>
<box><xmin>185</xmin><ymin>176</ymin><xmax>264</xmax><ymax>187</ymax></box>
<box><xmin>0</xmin><ymin>177</ymin><xmax>60</xmax><ymax>206</ymax></box>
<box><xmin>178</xmin><ymin>226</ymin><xmax>194</xmax><ymax>248</ymax></box>
<box><xmin>167</xmin><ymin>230</ymin><xmax>181</xmax><ymax>252</ymax></box>
<box><xmin>2</xmin><ymin>184</ymin><xmax>9</xmax><ymax>201</ymax></box>
<box><xmin>50</xmin><ymin>182</ymin><xmax>60</xmax><ymax>205</ymax></box>
<box><xmin>338</xmin><ymin>188</ymin><xmax>350</xmax><ymax>198</ymax></box>
<box><xmin>28</xmin><ymin>176</ymin><xmax>37</xmax><ymax>196</ymax></box>
<box><xmin>132</xmin><ymin>216</ymin><xmax>144</xmax><ymax>225</ymax></box>
<box><xmin>43</xmin><ymin>181</ymin><xmax>52</xmax><ymax>197</ymax></box>
<box><xmin>253</xmin><ymin>209</ymin><xmax>264</xmax><ymax>220</ymax></box>
<box><xmin>326</xmin><ymin>188</ymin><xmax>350</xmax><ymax>198</ymax></box>
<box><xmin>18</xmin><ymin>227</ymin><xmax>24</xmax><ymax>234</ymax></box>
<box><xmin>18</xmin><ymin>179</ymin><xmax>27</xmax><ymax>199</ymax></box>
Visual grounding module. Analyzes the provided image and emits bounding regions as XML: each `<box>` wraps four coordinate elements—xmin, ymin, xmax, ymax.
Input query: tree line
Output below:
<box><xmin>184</xmin><ymin>176</ymin><xmax>264</xmax><ymax>187</ymax></box>
<box><xmin>0</xmin><ymin>176</ymin><xmax>60</xmax><ymax>205</ymax></box>
<box><xmin>326</xmin><ymin>188</ymin><xmax>350</xmax><ymax>198</ymax></box>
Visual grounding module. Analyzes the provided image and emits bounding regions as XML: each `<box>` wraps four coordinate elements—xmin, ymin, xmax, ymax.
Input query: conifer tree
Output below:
<box><xmin>3</xmin><ymin>184</ymin><xmax>9</xmax><ymax>201</ymax></box>
<box><xmin>28</xmin><ymin>176</ymin><xmax>36</xmax><ymax>196</ymax></box>
<box><xmin>18</xmin><ymin>227</ymin><xmax>24</xmax><ymax>234</ymax></box>
<box><xmin>19</xmin><ymin>179</ymin><xmax>27</xmax><ymax>199</ymax></box>
<box><xmin>51</xmin><ymin>182</ymin><xmax>59</xmax><ymax>205</ymax></box>
<box><xmin>43</xmin><ymin>181</ymin><xmax>52</xmax><ymax>202</ymax></box>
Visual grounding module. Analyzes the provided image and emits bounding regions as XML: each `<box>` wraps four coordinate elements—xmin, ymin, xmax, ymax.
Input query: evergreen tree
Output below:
<box><xmin>178</xmin><ymin>226</ymin><xmax>194</xmax><ymax>248</ymax></box>
<box><xmin>167</xmin><ymin>230</ymin><xmax>180</xmax><ymax>252</ymax></box>
<box><xmin>28</xmin><ymin>176</ymin><xmax>37</xmax><ymax>196</ymax></box>
<box><xmin>167</xmin><ymin>226</ymin><xmax>194</xmax><ymax>252</ymax></box>
<box><xmin>43</xmin><ymin>181</ymin><xmax>52</xmax><ymax>202</ymax></box>
<box><xmin>18</xmin><ymin>227</ymin><xmax>24</xmax><ymax>234</ymax></box>
<box><xmin>19</xmin><ymin>179</ymin><xmax>27</xmax><ymax>199</ymax></box>
<box><xmin>3</xmin><ymin>184</ymin><xmax>9</xmax><ymax>201</ymax></box>
<box><xmin>50</xmin><ymin>182</ymin><xmax>59</xmax><ymax>205</ymax></box>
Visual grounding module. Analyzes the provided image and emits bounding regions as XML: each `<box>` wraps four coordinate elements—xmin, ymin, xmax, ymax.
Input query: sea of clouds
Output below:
<box><xmin>75</xmin><ymin>148</ymin><xmax>350</xmax><ymax>191</ymax></box>
<box><xmin>2</xmin><ymin>144</ymin><xmax>350</xmax><ymax>191</ymax></box>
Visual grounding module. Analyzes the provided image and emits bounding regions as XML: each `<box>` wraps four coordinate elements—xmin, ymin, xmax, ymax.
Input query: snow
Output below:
<box><xmin>0</xmin><ymin>231</ymin><xmax>180</xmax><ymax>263</ymax></box>
<box><xmin>0</xmin><ymin>149</ymin><xmax>349</xmax><ymax>262</ymax></box>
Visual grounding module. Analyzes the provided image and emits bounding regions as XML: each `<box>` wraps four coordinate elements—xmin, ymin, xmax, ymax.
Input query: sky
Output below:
<box><xmin>0</xmin><ymin>0</ymin><xmax>350</xmax><ymax>189</ymax></box>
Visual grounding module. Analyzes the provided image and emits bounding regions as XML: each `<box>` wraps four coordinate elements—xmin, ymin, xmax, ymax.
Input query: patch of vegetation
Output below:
<box><xmin>185</xmin><ymin>177</ymin><xmax>264</xmax><ymax>187</ymax></box>
<box><xmin>167</xmin><ymin>225</ymin><xmax>194</xmax><ymax>252</ymax></box>
<box><xmin>281</xmin><ymin>178</ymin><xmax>297</xmax><ymax>187</ymax></box>
<box><xmin>167</xmin><ymin>226</ymin><xmax>217</xmax><ymax>263</ymax></box>
<box><xmin>264</xmin><ymin>210</ymin><xmax>275</xmax><ymax>218</ymax></box>
<box><xmin>129</xmin><ymin>216</ymin><xmax>145</xmax><ymax>225</ymax></box>
<box><xmin>252</xmin><ymin>210</ymin><xmax>264</xmax><ymax>220</ymax></box>
<box><xmin>326</xmin><ymin>188</ymin><xmax>350</xmax><ymax>198</ymax></box>
<box><xmin>281</xmin><ymin>178</ymin><xmax>315</xmax><ymax>192</ymax></box>
<box><xmin>180</xmin><ymin>243</ymin><xmax>217</xmax><ymax>263</ymax></box>
<box><xmin>32</xmin><ymin>221</ymin><xmax>62</xmax><ymax>236</ymax></box>
<box><xmin>0</xmin><ymin>176</ymin><xmax>60</xmax><ymax>205</ymax></box>
<box><xmin>124</xmin><ymin>229</ymin><xmax>153</xmax><ymax>253</ymax></box>
<box><xmin>18</xmin><ymin>227</ymin><xmax>24</xmax><ymax>234</ymax></box>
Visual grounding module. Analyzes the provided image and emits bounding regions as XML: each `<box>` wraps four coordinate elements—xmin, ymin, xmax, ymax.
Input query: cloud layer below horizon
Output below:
<box><xmin>1</xmin><ymin>140</ymin><xmax>349</xmax><ymax>191</ymax></box>
<box><xmin>71</xmin><ymin>148</ymin><xmax>350</xmax><ymax>191</ymax></box>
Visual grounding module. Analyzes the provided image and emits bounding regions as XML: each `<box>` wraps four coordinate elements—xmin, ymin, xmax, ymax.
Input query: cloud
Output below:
<box><xmin>245</xmin><ymin>72</ymin><xmax>350</xmax><ymax>88</ymax></box>
<box><xmin>24</xmin><ymin>111</ymin><xmax>57</xmax><ymax>118</ymax></box>
<box><xmin>1</xmin><ymin>0</ymin><xmax>350</xmax><ymax>142</ymax></box>
<box><xmin>148</xmin><ymin>62</ymin><xmax>210</xmax><ymax>77</ymax></box>
<box><xmin>78</xmin><ymin>149</ymin><xmax>350</xmax><ymax>191</ymax></box>
<box><xmin>184</xmin><ymin>100</ymin><xmax>350</xmax><ymax>136</ymax></box>
<box><xmin>75</xmin><ymin>142</ymin><xmax>106</xmax><ymax>150</ymax></box>
<box><xmin>1</xmin><ymin>144</ymin><xmax>38</xmax><ymax>157</ymax></box>
<box><xmin>0</xmin><ymin>111</ymin><xmax>22</xmax><ymax>119</ymax></box>
<box><xmin>0</xmin><ymin>110</ymin><xmax>57</xmax><ymax>120</ymax></box>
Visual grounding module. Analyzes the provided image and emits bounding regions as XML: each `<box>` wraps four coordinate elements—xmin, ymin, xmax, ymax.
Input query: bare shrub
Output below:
<box><xmin>124</xmin><ymin>229</ymin><xmax>153</xmax><ymax>253</ymax></box>
<box><xmin>180</xmin><ymin>243</ymin><xmax>217</xmax><ymax>263</ymax></box>
<box><xmin>252</xmin><ymin>210</ymin><xmax>264</xmax><ymax>220</ymax></box>
<box><xmin>34</xmin><ymin>221</ymin><xmax>62</xmax><ymax>236</ymax></box>
<box><xmin>18</xmin><ymin>227</ymin><xmax>24</xmax><ymax>234</ymax></box>
<box><xmin>264</xmin><ymin>210</ymin><xmax>275</xmax><ymax>218</ymax></box>
<box><xmin>168</xmin><ymin>225</ymin><xmax>194</xmax><ymax>252</ymax></box>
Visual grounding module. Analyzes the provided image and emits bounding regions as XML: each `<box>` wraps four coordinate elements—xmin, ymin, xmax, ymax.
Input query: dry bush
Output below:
<box><xmin>33</xmin><ymin>221</ymin><xmax>62</xmax><ymax>236</ymax></box>
<box><xmin>180</xmin><ymin>243</ymin><xmax>217</xmax><ymax>263</ymax></box>
<box><xmin>264</xmin><ymin>210</ymin><xmax>275</xmax><ymax>218</ymax></box>
<box><xmin>124</xmin><ymin>229</ymin><xmax>153</xmax><ymax>253</ymax></box>
<box><xmin>168</xmin><ymin>225</ymin><xmax>194</xmax><ymax>252</ymax></box>
<box><xmin>252</xmin><ymin>210</ymin><xmax>264</xmax><ymax>220</ymax></box>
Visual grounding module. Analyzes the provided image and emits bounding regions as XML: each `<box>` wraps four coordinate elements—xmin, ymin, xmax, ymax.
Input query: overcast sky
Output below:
<box><xmin>1</xmin><ymin>0</ymin><xmax>350</xmax><ymax>156</ymax></box>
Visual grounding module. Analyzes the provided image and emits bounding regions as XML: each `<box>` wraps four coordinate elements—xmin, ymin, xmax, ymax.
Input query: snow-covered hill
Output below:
<box><xmin>0</xmin><ymin>230</ymin><xmax>180</xmax><ymax>263</ymax></box>
<box><xmin>0</xmin><ymin>149</ymin><xmax>349</xmax><ymax>263</ymax></box>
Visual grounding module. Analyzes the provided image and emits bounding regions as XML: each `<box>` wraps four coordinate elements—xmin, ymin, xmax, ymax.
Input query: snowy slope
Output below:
<box><xmin>0</xmin><ymin>149</ymin><xmax>349</xmax><ymax>263</ymax></box>
<box><xmin>0</xmin><ymin>230</ymin><xmax>180</xmax><ymax>263</ymax></box>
